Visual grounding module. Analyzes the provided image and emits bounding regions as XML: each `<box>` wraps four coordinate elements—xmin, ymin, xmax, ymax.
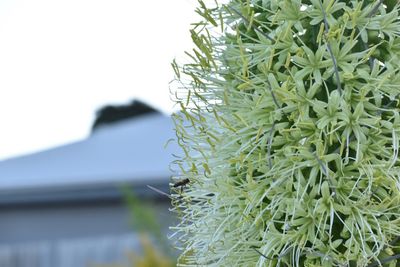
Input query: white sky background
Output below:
<box><xmin>0</xmin><ymin>0</ymin><xmax>197</xmax><ymax>160</ymax></box>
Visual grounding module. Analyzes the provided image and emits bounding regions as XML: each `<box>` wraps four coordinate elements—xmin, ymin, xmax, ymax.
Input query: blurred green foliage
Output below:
<box><xmin>93</xmin><ymin>186</ymin><xmax>176</xmax><ymax>267</ymax></box>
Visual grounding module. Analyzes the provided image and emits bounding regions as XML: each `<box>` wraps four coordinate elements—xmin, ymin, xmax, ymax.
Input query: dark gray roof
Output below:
<box><xmin>0</xmin><ymin>114</ymin><xmax>179</xmax><ymax>205</ymax></box>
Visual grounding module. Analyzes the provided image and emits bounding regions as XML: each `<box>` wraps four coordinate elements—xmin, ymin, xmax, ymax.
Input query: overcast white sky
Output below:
<box><xmin>0</xmin><ymin>0</ymin><xmax>196</xmax><ymax>160</ymax></box>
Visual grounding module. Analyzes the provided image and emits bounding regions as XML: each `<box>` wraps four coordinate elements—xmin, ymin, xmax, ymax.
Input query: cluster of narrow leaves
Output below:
<box><xmin>170</xmin><ymin>0</ymin><xmax>400</xmax><ymax>266</ymax></box>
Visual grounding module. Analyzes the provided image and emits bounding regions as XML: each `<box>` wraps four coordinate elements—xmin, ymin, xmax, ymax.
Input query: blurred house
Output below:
<box><xmin>0</xmin><ymin>102</ymin><xmax>179</xmax><ymax>267</ymax></box>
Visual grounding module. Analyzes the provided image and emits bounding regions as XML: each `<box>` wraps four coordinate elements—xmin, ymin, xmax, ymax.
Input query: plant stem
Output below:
<box><xmin>319</xmin><ymin>0</ymin><xmax>342</xmax><ymax>94</ymax></box>
<box><xmin>367</xmin><ymin>254</ymin><xmax>400</xmax><ymax>267</ymax></box>
<box><xmin>226</xmin><ymin>6</ymin><xmax>275</xmax><ymax>42</ymax></box>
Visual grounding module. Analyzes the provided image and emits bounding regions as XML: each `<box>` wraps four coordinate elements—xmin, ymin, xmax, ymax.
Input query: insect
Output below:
<box><xmin>173</xmin><ymin>178</ymin><xmax>190</xmax><ymax>194</ymax></box>
<box><xmin>173</xmin><ymin>178</ymin><xmax>190</xmax><ymax>188</ymax></box>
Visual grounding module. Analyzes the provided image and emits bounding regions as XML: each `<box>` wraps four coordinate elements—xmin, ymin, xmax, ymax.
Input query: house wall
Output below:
<box><xmin>0</xmin><ymin>200</ymin><xmax>176</xmax><ymax>267</ymax></box>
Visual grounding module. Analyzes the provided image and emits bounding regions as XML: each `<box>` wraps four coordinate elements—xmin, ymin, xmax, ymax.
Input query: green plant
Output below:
<box><xmin>171</xmin><ymin>0</ymin><xmax>400</xmax><ymax>266</ymax></box>
<box><xmin>122</xmin><ymin>187</ymin><xmax>169</xmax><ymax>251</ymax></box>
<box><xmin>94</xmin><ymin>188</ymin><xmax>176</xmax><ymax>267</ymax></box>
<box><xmin>94</xmin><ymin>234</ymin><xmax>175</xmax><ymax>267</ymax></box>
